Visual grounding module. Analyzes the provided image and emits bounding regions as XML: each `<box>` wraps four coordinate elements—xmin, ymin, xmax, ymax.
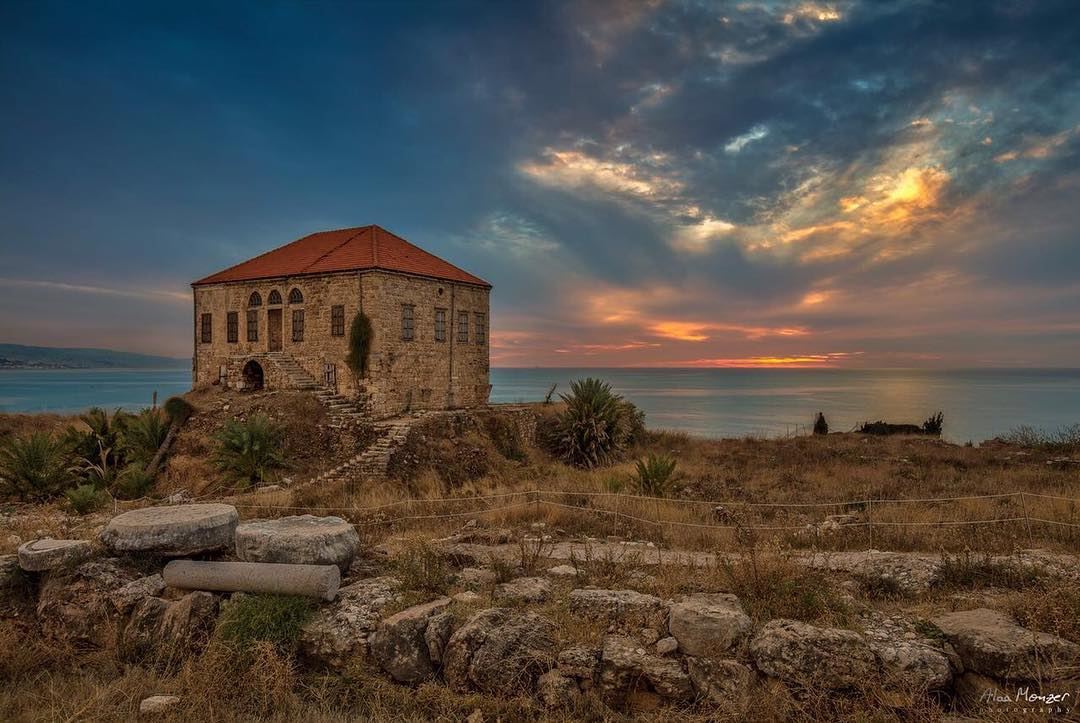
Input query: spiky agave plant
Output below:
<box><xmin>634</xmin><ymin>453</ymin><xmax>678</xmax><ymax>497</ymax></box>
<box><xmin>213</xmin><ymin>414</ymin><xmax>285</xmax><ymax>486</ymax></box>
<box><xmin>0</xmin><ymin>432</ymin><xmax>73</xmax><ymax>501</ymax></box>
<box><xmin>553</xmin><ymin>378</ymin><xmax>637</xmax><ymax>468</ymax></box>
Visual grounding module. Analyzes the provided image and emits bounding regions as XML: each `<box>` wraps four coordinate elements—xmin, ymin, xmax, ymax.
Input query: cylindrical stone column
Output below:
<box><xmin>163</xmin><ymin>560</ymin><xmax>340</xmax><ymax>601</ymax></box>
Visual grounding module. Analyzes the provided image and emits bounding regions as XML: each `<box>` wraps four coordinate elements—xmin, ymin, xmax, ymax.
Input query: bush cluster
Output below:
<box><xmin>212</xmin><ymin>414</ymin><xmax>285</xmax><ymax>487</ymax></box>
<box><xmin>0</xmin><ymin>404</ymin><xmax>182</xmax><ymax>506</ymax></box>
<box><xmin>544</xmin><ymin>378</ymin><xmax>645</xmax><ymax>468</ymax></box>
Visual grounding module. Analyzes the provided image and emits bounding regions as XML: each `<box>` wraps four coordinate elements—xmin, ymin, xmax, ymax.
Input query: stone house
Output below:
<box><xmin>191</xmin><ymin>225</ymin><xmax>491</xmax><ymax>418</ymax></box>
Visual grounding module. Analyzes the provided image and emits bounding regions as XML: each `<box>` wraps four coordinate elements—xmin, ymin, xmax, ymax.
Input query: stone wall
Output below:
<box><xmin>192</xmin><ymin>270</ymin><xmax>490</xmax><ymax>418</ymax></box>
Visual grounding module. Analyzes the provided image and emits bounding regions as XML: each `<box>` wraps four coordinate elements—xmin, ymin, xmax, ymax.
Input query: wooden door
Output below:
<box><xmin>268</xmin><ymin>309</ymin><xmax>283</xmax><ymax>351</ymax></box>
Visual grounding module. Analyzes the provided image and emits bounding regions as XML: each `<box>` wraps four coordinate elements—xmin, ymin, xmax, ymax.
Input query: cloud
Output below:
<box><xmin>0</xmin><ymin>278</ymin><xmax>189</xmax><ymax>305</ymax></box>
<box><xmin>724</xmin><ymin>124</ymin><xmax>770</xmax><ymax>154</ymax></box>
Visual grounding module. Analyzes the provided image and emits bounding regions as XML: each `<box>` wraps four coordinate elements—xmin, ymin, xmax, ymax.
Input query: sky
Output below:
<box><xmin>1</xmin><ymin>0</ymin><xmax>1079</xmax><ymax>368</ymax></box>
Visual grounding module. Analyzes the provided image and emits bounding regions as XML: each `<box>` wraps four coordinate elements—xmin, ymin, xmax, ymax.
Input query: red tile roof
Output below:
<box><xmin>192</xmin><ymin>225</ymin><xmax>491</xmax><ymax>288</ymax></box>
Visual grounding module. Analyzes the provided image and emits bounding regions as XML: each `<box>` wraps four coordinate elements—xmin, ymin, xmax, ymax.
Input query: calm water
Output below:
<box><xmin>2</xmin><ymin>367</ymin><xmax>1078</xmax><ymax>442</ymax></box>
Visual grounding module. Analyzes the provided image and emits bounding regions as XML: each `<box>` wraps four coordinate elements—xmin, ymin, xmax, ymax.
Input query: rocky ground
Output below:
<box><xmin>1</xmin><ymin>501</ymin><xmax>1078</xmax><ymax>721</ymax></box>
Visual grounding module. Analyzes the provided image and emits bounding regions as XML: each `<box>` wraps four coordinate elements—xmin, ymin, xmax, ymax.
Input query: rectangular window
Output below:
<box><xmin>226</xmin><ymin>312</ymin><xmax>238</xmax><ymax>343</ymax></box>
<box><xmin>457</xmin><ymin>311</ymin><xmax>469</xmax><ymax>343</ymax></box>
<box><xmin>292</xmin><ymin>309</ymin><xmax>304</xmax><ymax>342</ymax></box>
<box><xmin>330</xmin><ymin>305</ymin><xmax>345</xmax><ymax>337</ymax></box>
<box><xmin>247</xmin><ymin>309</ymin><xmax>258</xmax><ymax>342</ymax></box>
<box><xmin>474</xmin><ymin>313</ymin><xmax>486</xmax><ymax>344</ymax></box>
<box><xmin>401</xmin><ymin>304</ymin><xmax>415</xmax><ymax>341</ymax></box>
<box><xmin>434</xmin><ymin>308</ymin><xmax>447</xmax><ymax>342</ymax></box>
<box><xmin>200</xmin><ymin>313</ymin><xmax>212</xmax><ymax>343</ymax></box>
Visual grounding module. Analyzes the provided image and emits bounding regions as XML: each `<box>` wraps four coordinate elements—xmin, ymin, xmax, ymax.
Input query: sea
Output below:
<box><xmin>1</xmin><ymin>367</ymin><xmax>1078</xmax><ymax>443</ymax></box>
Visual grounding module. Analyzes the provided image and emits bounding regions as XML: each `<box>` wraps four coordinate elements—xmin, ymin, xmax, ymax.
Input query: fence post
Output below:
<box><xmin>1019</xmin><ymin>491</ymin><xmax>1034</xmax><ymax>549</ymax></box>
<box><xmin>613</xmin><ymin>492</ymin><xmax>620</xmax><ymax>538</ymax></box>
<box><xmin>867</xmin><ymin>497</ymin><xmax>874</xmax><ymax>552</ymax></box>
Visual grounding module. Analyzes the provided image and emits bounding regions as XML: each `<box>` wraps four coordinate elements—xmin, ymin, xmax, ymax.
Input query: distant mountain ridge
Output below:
<box><xmin>0</xmin><ymin>344</ymin><xmax>188</xmax><ymax>369</ymax></box>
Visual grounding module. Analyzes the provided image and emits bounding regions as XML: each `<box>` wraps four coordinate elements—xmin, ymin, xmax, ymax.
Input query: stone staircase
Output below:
<box><xmin>307</xmin><ymin>414</ymin><xmax>427</xmax><ymax>485</ymax></box>
<box><xmin>263</xmin><ymin>352</ymin><xmax>369</xmax><ymax>427</ymax></box>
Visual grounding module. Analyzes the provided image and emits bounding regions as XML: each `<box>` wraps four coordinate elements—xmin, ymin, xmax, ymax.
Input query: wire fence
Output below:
<box><xmin>188</xmin><ymin>486</ymin><xmax>1080</xmax><ymax>552</ymax></box>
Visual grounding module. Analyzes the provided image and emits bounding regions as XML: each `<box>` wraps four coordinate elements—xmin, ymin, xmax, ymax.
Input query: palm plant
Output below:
<box><xmin>634</xmin><ymin>453</ymin><xmax>678</xmax><ymax>497</ymax></box>
<box><xmin>123</xmin><ymin>408</ymin><xmax>170</xmax><ymax>467</ymax></box>
<box><xmin>0</xmin><ymin>432</ymin><xmax>73</xmax><ymax>501</ymax></box>
<box><xmin>551</xmin><ymin>378</ymin><xmax>643</xmax><ymax>468</ymax></box>
<box><xmin>65</xmin><ymin>407</ymin><xmax>129</xmax><ymax>470</ymax></box>
<box><xmin>213</xmin><ymin>415</ymin><xmax>285</xmax><ymax>486</ymax></box>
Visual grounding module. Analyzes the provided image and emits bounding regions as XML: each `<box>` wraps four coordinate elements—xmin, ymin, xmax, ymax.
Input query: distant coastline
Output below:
<box><xmin>0</xmin><ymin>343</ymin><xmax>187</xmax><ymax>371</ymax></box>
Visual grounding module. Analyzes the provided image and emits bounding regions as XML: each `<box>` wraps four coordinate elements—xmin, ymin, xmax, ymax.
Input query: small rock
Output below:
<box><xmin>17</xmin><ymin>539</ymin><xmax>92</xmax><ymax>572</ymax></box>
<box><xmin>466</xmin><ymin>709</ymin><xmax>483</xmax><ymax>723</ymax></box>
<box><xmin>0</xmin><ymin>554</ymin><xmax>23</xmax><ymax>588</ymax></box>
<box><xmin>494</xmin><ymin>576</ymin><xmax>552</xmax><ymax>604</ymax></box>
<box><xmin>687</xmin><ymin>657</ymin><xmax>754</xmax><ymax>705</ymax></box>
<box><xmin>537</xmin><ymin>669</ymin><xmax>579</xmax><ymax>708</ymax></box>
<box><xmin>655</xmin><ymin>637</ymin><xmax>678</xmax><ymax>655</ymax></box>
<box><xmin>455</xmin><ymin>567</ymin><xmax>496</xmax><ymax>589</ymax></box>
<box><xmin>557</xmin><ymin>646</ymin><xmax>601</xmax><ymax>681</ymax></box>
<box><xmin>452</xmin><ymin>591</ymin><xmax>483</xmax><ymax>604</ymax></box>
<box><xmin>139</xmin><ymin>695</ymin><xmax>180</xmax><ymax>714</ymax></box>
<box><xmin>545</xmin><ymin>564</ymin><xmax>578</xmax><ymax>578</ymax></box>
<box><xmin>425</xmin><ymin>610</ymin><xmax>455</xmax><ymax>666</ymax></box>
<box><xmin>37</xmin><ymin>558</ymin><xmax>143</xmax><ymax>648</ymax></box>
<box><xmin>111</xmin><ymin>574</ymin><xmax>167</xmax><ymax>615</ymax></box>
<box><xmin>668</xmin><ymin>593</ymin><xmax>751</xmax><ymax>658</ymax></box>
<box><xmin>600</xmin><ymin>634</ymin><xmax>693</xmax><ymax>706</ymax></box>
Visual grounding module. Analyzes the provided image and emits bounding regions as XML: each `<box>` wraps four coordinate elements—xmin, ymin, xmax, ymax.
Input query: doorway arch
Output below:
<box><xmin>242</xmin><ymin>360</ymin><xmax>265</xmax><ymax>390</ymax></box>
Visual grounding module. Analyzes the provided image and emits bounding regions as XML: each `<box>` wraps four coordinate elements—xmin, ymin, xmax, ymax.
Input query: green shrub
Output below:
<box><xmin>0</xmin><ymin>432</ymin><xmax>73</xmax><ymax>501</ymax></box>
<box><xmin>549</xmin><ymin>378</ymin><xmax>644</xmax><ymax>468</ymax></box>
<box><xmin>216</xmin><ymin>594</ymin><xmax>314</xmax><ymax>654</ymax></box>
<box><xmin>163</xmin><ymin>396</ymin><xmax>195</xmax><ymax>424</ymax></box>
<box><xmin>69</xmin><ymin>439</ymin><xmax>120</xmax><ymax>489</ymax></box>
<box><xmin>346</xmin><ymin>312</ymin><xmax>373</xmax><ymax>379</ymax></box>
<box><xmin>65</xmin><ymin>483</ymin><xmax>105</xmax><ymax>515</ymax></box>
<box><xmin>122</xmin><ymin>408</ymin><xmax>169</xmax><ymax>467</ymax></box>
<box><xmin>719</xmin><ymin>548</ymin><xmax>851</xmax><ymax>625</ymax></box>
<box><xmin>213</xmin><ymin>415</ymin><xmax>285</xmax><ymax>486</ymax></box>
<box><xmin>113</xmin><ymin>465</ymin><xmax>155</xmax><ymax>500</ymax></box>
<box><xmin>634</xmin><ymin>453</ymin><xmax>678</xmax><ymax>497</ymax></box>
<box><xmin>813</xmin><ymin>412</ymin><xmax>829</xmax><ymax>435</ymax></box>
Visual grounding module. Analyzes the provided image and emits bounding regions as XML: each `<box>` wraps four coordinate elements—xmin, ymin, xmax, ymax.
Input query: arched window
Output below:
<box><xmin>248</xmin><ymin>291</ymin><xmax>262</xmax><ymax>307</ymax></box>
<box><xmin>288</xmin><ymin>288</ymin><xmax>303</xmax><ymax>304</ymax></box>
<box><xmin>267</xmin><ymin>289</ymin><xmax>282</xmax><ymax>305</ymax></box>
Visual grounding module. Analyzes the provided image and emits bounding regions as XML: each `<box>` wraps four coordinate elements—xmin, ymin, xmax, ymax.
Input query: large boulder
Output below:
<box><xmin>932</xmin><ymin>608</ymin><xmax>1080</xmax><ymax>680</ymax></box>
<box><xmin>668</xmin><ymin>593</ymin><xmax>752</xmax><ymax>658</ymax></box>
<box><xmin>36</xmin><ymin>558</ymin><xmax>143</xmax><ymax>648</ymax></box>
<box><xmin>120</xmin><ymin>591</ymin><xmax>219</xmax><ymax>667</ymax></box>
<box><xmin>17</xmin><ymin>539</ymin><xmax>92</xmax><ymax>572</ymax></box>
<box><xmin>749</xmin><ymin>620</ymin><xmax>878</xmax><ymax>690</ymax></box>
<box><xmin>568</xmin><ymin>589</ymin><xmax>669</xmax><ymax>632</ymax></box>
<box><xmin>101</xmin><ymin>504</ymin><xmax>238</xmax><ymax>556</ymax></box>
<box><xmin>234</xmin><ymin>515</ymin><xmax>360</xmax><ymax>570</ymax></box>
<box><xmin>443</xmin><ymin>608</ymin><xmax>557</xmax><ymax>694</ymax></box>
<box><xmin>600</xmin><ymin>635</ymin><xmax>693</xmax><ymax>707</ymax></box>
<box><xmin>299</xmin><ymin>576</ymin><xmax>401</xmax><ymax>668</ymax></box>
<box><xmin>493</xmin><ymin>577</ymin><xmax>552</xmax><ymax>604</ymax></box>
<box><xmin>368</xmin><ymin>597</ymin><xmax>451</xmax><ymax>683</ymax></box>
<box><xmin>686</xmin><ymin>657</ymin><xmax>754</xmax><ymax>706</ymax></box>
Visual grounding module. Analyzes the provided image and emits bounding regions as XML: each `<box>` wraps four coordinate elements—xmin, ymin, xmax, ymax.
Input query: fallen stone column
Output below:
<box><xmin>163</xmin><ymin>560</ymin><xmax>340</xmax><ymax>601</ymax></box>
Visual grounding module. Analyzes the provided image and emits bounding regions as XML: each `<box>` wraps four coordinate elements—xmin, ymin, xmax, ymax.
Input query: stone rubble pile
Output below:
<box><xmin>6</xmin><ymin>505</ymin><xmax>1079</xmax><ymax>717</ymax></box>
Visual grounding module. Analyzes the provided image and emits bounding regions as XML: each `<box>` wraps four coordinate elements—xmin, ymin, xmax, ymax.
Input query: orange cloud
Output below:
<box><xmin>518</xmin><ymin>148</ymin><xmax>681</xmax><ymax>199</ymax></box>
<box><xmin>648</xmin><ymin>320</ymin><xmax>809</xmax><ymax>342</ymax></box>
<box><xmin>653</xmin><ymin>352</ymin><xmax>859</xmax><ymax>368</ymax></box>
